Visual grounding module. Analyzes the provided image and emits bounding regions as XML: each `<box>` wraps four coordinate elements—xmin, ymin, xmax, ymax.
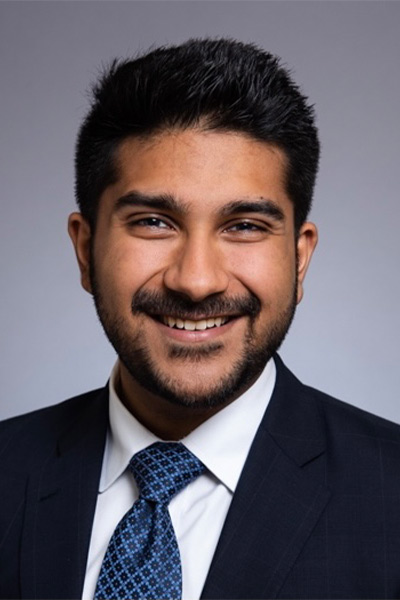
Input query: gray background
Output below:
<box><xmin>1</xmin><ymin>0</ymin><xmax>399</xmax><ymax>421</ymax></box>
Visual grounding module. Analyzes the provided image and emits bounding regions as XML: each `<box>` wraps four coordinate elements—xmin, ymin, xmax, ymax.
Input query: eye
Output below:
<box><xmin>226</xmin><ymin>221</ymin><xmax>264</xmax><ymax>232</ymax></box>
<box><xmin>126</xmin><ymin>214</ymin><xmax>176</xmax><ymax>231</ymax></box>
<box><xmin>130</xmin><ymin>216</ymin><xmax>171</xmax><ymax>229</ymax></box>
<box><xmin>222</xmin><ymin>219</ymin><xmax>272</xmax><ymax>242</ymax></box>
<box><xmin>124</xmin><ymin>213</ymin><xmax>176</xmax><ymax>238</ymax></box>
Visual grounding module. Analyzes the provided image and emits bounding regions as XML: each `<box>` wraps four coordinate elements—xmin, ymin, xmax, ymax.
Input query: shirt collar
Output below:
<box><xmin>100</xmin><ymin>359</ymin><xmax>276</xmax><ymax>494</ymax></box>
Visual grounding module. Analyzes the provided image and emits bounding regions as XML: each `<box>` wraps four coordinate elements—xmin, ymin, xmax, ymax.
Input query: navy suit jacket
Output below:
<box><xmin>2</xmin><ymin>355</ymin><xmax>400</xmax><ymax>599</ymax></box>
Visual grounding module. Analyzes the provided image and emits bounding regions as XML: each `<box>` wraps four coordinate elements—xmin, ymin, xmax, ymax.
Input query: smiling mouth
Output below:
<box><xmin>156</xmin><ymin>315</ymin><xmax>235</xmax><ymax>331</ymax></box>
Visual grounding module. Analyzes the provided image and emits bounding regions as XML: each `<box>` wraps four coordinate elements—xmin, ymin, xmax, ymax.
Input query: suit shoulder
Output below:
<box><xmin>274</xmin><ymin>356</ymin><xmax>400</xmax><ymax>443</ymax></box>
<box><xmin>0</xmin><ymin>387</ymin><xmax>106</xmax><ymax>455</ymax></box>
<box><xmin>305</xmin><ymin>383</ymin><xmax>400</xmax><ymax>442</ymax></box>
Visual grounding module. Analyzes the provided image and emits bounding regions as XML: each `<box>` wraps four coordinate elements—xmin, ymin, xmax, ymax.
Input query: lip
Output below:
<box><xmin>152</xmin><ymin>315</ymin><xmax>241</xmax><ymax>342</ymax></box>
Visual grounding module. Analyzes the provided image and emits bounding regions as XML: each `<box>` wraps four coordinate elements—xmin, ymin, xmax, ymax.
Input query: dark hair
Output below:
<box><xmin>75</xmin><ymin>38</ymin><xmax>319</xmax><ymax>230</ymax></box>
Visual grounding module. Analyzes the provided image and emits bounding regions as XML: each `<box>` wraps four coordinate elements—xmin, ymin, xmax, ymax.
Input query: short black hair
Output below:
<box><xmin>75</xmin><ymin>38</ymin><xmax>319</xmax><ymax>230</ymax></box>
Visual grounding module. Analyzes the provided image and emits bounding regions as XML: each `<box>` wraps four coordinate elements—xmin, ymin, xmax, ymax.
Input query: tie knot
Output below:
<box><xmin>129</xmin><ymin>442</ymin><xmax>205</xmax><ymax>504</ymax></box>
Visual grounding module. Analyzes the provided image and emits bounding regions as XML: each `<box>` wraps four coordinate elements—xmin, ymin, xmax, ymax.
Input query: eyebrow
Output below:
<box><xmin>220</xmin><ymin>198</ymin><xmax>285</xmax><ymax>222</ymax></box>
<box><xmin>114</xmin><ymin>191</ymin><xmax>188</xmax><ymax>215</ymax></box>
<box><xmin>114</xmin><ymin>191</ymin><xmax>285</xmax><ymax>222</ymax></box>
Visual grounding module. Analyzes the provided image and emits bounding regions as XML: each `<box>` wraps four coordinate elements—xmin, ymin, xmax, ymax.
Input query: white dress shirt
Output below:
<box><xmin>82</xmin><ymin>358</ymin><xmax>276</xmax><ymax>600</ymax></box>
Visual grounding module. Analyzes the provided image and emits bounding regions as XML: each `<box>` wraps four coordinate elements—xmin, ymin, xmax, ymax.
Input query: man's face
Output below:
<box><xmin>69</xmin><ymin>129</ymin><xmax>317</xmax><ymax>409</ymax></box>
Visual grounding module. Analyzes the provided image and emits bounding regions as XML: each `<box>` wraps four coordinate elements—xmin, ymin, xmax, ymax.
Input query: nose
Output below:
<box><xmin>163</xmin><ymin>236</ymin><xmax>229</xmax><ymax>302</ymax></box>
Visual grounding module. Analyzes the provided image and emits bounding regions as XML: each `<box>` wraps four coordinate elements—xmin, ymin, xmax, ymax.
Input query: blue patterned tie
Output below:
<box><xmin>94</xmin><ymin>442</ymin><xmax>205</xmax><ymax>600</ymax></box>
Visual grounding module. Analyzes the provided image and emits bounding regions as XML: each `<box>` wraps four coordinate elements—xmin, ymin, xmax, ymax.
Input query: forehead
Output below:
<box><xmin>102</xmin><ymin>128</ymin><xmax>293</xmax><ymax>218</ymax></box>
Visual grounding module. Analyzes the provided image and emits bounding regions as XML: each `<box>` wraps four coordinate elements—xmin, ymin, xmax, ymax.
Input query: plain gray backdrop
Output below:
<box><xmin>1</xmin><ymin>0</ymin><xmax>399</xmax><ymax>421</ymax></box>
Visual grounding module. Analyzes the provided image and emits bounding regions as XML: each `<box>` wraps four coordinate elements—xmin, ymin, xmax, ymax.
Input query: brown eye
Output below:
<box><xmin>228</xmin><ymin>222</ymin><xmax>262</xmax><ymax>232</ymax></box>
<box><xmin>130</xmin><ymin>217</ymin><xmax>171</xmax><ymax>229</ymax></box>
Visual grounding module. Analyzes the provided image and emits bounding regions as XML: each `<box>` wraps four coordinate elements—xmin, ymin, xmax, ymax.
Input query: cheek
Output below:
<box><xmin>226</xmin><ymin>245</ymin><xmax>297</xmax><ymax>303</ymax></box>
<box><xmin>94</xmin><ymin>238</ymin><xmax>168</xmax><ymax>296</ymax></box>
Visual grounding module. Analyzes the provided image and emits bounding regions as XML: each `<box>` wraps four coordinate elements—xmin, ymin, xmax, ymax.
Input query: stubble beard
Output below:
<box><xmin>90</xmin><ymin>267</ymin><xmax>297</xmax><ymax>410</ymax></box>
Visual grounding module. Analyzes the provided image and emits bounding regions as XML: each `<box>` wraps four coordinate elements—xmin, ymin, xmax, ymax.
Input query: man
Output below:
<box><xmin>1</xmin><ymin>38</ymin><xmax>400</xmax><ymax>600</ymax></box>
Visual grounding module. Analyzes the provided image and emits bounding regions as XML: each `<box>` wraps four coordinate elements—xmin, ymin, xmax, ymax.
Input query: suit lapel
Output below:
<box><xmin>201</xmin><ymin>356</ymin><xmax>331</xmax><ymax>599</ymax></box>
<box><xmin>20</xmin><ymin>388</ymin><xmax>109</xmax><ymax>600</ymax></box>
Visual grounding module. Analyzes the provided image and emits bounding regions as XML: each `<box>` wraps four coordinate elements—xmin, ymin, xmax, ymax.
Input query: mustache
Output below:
<box><xmin>131</xmin><ymin>290</ymin><xmax>261</xmax><ymax>320</ymax></box>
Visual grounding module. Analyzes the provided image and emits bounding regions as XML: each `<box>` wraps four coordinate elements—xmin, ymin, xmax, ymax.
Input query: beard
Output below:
<box><xmin>90</xmin><ymin>266</ymin><xmax>297</xmax><ymax>410</ymax></box>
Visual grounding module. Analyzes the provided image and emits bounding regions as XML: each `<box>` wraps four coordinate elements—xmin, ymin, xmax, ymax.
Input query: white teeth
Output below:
<box><xmin>162</xmin><ymin>315</ymin><xmax>230</xmax><ymax>330</ymax></box>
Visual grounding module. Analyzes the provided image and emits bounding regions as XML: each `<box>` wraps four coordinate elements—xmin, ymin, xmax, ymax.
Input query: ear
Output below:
<box><xmin>68</xmin><ymin>212</ymin><xmax>93</xmax><ymax>294</ymax></box>
<box><xmin>296</xmin><ymin>222</ymin><xmax>318</xmax><ymax>304</ymax></box>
